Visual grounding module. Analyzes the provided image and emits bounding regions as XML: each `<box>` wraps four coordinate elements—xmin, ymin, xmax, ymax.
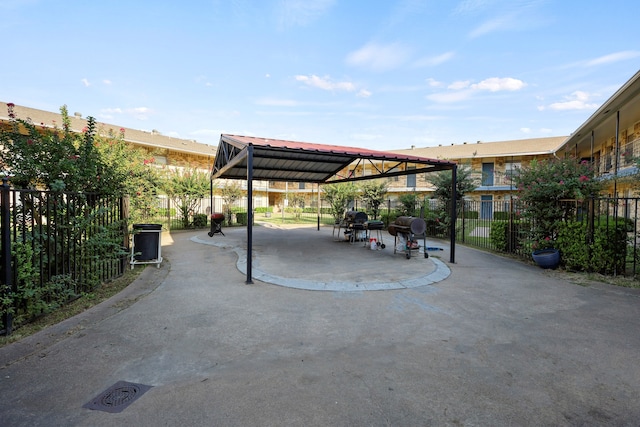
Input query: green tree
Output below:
<box><xmin>397</xmin><ymin>193</ymin><xmax>419</xmax><ymax>217</ymax></box>
<box><xmin>219</xmin><ymin>181</ymin><xmax>244</xmax><ymax>225</ymax></box>
<box><xmin>161</xmin><ymin>166</ymin><xmax>211</xmax><ymax>228</ymax></box>
<box><xmin>322</xmin><ymin>182</ymin><xmax>358</xmax><ymax>223</ymax></box>
<box><xmin>513</xmin><ymin>157</ymin><xmax>602</xmax><ymax>249</ymax></box>
<box><xmin>360</xmin><ymin>180</ymin><xmax>388</xmax><ymax>219</ymax></box>
<box><xmin>286</xmin><ymin>192</ymin><xmax>305</xmax><ymax>220</ymax></box>
<box><xmin>92</xmin><ymin>127</ymin><xmax>161</xmax><ymax>223</ymax></box>
<box><xmin>427</xmin><ymin>166</ymin><xmax>477</xmax><ymax>204</ymax></box>
<box><xmin>1</xmin><ymin>104</ymin><xmax>91</xmax><ymax>190</ymax></box>
<box><xmin>423</xmin><ymin>166</ymin><xmax>477</xmax><ymax>236</ymax></box>
<box><xmin>1</xmin><ymin>103</ymin><xmax>158</xmax><ymax>192</ymax></box>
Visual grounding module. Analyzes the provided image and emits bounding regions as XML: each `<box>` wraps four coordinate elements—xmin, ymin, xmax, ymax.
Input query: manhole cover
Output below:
<box><xmin>83</xmin><ymin>380</ymin><xmax>153</xmax><ymax>413</ymax></box>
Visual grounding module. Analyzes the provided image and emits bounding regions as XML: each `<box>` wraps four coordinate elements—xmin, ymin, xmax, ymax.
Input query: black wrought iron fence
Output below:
<box><xmin>141</xmin><ymin>193</ymin><xmax>639</xmax><ymax>278</ymax></box>
<box><xmin>423</xmin><ymin>197</ymin><xmax>639</xmax><ymax>277</ymax></box>
<box><xmin>1</xmin><ymin>181</ymin><xmax>126</xmax><ymax>335</ymax></box>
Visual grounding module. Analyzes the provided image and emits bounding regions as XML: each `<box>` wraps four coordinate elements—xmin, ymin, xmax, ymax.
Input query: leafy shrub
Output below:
<box><xmin>462</xmin><ymin>210</ymin><xmax>479</xmax><ymax>219</ymax></box>
<box><xmin>424</xmin><ymin>210</ymin><xmax>448</xmax><ymax>237</ymax></box>
<box><xmin>490</xmin><ymin>222</ymin><xmax>509</xmax><ymax>252</ymax></box>
<box><xmin>556</xmin><ymin>220</ymin><xmax>628</xmax><ymax>274</ymax></box>
<box><xmin>380</xmin><ymin>212</ymin><xmax>398</xmax><ymax>228</ymax></box>
<box><xmin>397</xmin><ymin>194</ymin><xmax>418</xmax><ymax>216</ymax></box>
<box><xmin>494</xmin><ymin>211</ymin><xmax>510</xmax><ymax>221</ymax></box>
<box><xmin>158</xmin><ymin>208</ymin><xmax>177</xmax><ymax>217</ymax></box>
<box><xmin>193</xmin><ymin>213</ymin><xmax>208</xmax><ymax>228</ymax></box>
<box><xmin>590</xmin><ymin>223</ymin><xmax>627</xmax><ymax>275</ymax></box>
<box><xmin>235</xmin><ymin>212</ymin><xmax>251</xmax><ymax>225</ymax></box>
<box><xmin>514</xmin><ymin>157</ymin><xmax>602</xmax><ymax>247</ymax></box>
<box><xmin>556</xmin><ymin>222</ymin><xmax>590</xmax><ymax>271</ymax></box>
<box><xmin>490</xmin><ymin>221</ymin><xmax>524</xmax><ymax>252</ymax></box>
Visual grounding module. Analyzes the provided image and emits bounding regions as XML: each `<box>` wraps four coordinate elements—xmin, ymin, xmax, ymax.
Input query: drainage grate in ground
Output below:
<box><xmin>83</xmin><ymin>380</ymin><xmax>153</xmax><ymax>413</ymax></box>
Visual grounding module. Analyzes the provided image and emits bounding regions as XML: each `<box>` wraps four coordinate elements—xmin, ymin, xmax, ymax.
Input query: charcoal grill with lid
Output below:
<box><xmin>208</xmin><ymin>213</ymin><xmax>225</xmax><ymax>237</ymax></box>
<box><xmin>343</xmin><ymin>210</ymin><xmax>368</xmax><ymax>244</ymax></box>
<box><xmin>388</xmin><ymin>216</ymin><xmax>428</xmax><ymax>259</ymax></box>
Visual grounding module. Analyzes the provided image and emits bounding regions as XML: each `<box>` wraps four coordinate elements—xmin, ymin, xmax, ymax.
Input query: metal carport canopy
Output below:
<box><xmin>210</xmin><ymin>134</ymin><xmax>458</xmax><ymax>284</ymax></box>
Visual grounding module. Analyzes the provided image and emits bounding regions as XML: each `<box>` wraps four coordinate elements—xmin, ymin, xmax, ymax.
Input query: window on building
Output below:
<box><xmin>299</xmin><ymin>182</ymin><xmax>305</xmax><ymax>189</ymax></box>
<box><xmin>153</xmin><ymin>156</ymin><xmax>167</xmax><ymax>165</ymax></box>
<box><xmin>406</xmin><ymin>166</ymin><xmax>416</xmax><ymax>188</ymax></box>
<box><xmin>504</xmin><ymin>162</ymin><xmax>521</xmax><ymax>182</ymax></box>
<box><xmin>482</xmin><ymin>163</ymin><xmax>494</xmax><ymax>186</ymax></box>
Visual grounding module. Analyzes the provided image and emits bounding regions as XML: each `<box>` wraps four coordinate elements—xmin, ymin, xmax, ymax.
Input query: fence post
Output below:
<box><xmin>166</xmin><ymin>197</ymin><xmax>171</xmax><ymax>230</ymax></box>
<box><xmin>508</xmin><ymin>198</ymin><xmax>514</xmax><ymax>253</ymax></box>
<box><xmin>460</xmin><ymin>200</ymin><xmax>465</xmax><ymax>244</ymax></box>
<box><xmin>1</xmin><ymin>178</ymin><xmax>13</xmax><ymax>335</ymax></box>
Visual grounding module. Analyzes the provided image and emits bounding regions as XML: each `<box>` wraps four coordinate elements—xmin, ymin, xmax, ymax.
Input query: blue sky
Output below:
<box><xmin>1</xmin><ymin>0</ymin><xmax>639</xmax><ymax>151</ymax></box>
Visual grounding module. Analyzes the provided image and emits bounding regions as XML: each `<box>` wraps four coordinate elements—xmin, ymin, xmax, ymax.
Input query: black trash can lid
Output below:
<box><xmin>133</xmin><ymin>224</ymin><xmax>162</xmax><ymax>230</ymax></box>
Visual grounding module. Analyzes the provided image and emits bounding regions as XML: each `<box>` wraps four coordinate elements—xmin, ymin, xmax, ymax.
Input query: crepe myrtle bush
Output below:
<box><xmin>1</xmin><ymin>103</ymin><xmax>160</xmax><ymax>198</ymax></box>
<box><xmin>513</xmin><ymin>157</ymin><xmax>602</xmax><ymax>250</ymax></box>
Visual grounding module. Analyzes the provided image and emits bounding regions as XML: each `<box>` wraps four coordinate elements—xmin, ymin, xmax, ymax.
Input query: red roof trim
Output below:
<box><xmin>222</xmin><ymin>134</ymin><xmax>455</xmax><ymax>165</ymax></box>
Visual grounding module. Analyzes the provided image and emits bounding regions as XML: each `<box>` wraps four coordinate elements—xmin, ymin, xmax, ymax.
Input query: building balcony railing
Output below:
<box><xmin>471</xmin><ymin>171</ymin><xmax>518</xmax><ymax>188</ymax></box>
<box><xmin>597</xmin><ymin>136</ymin><xmax>640</xmax><ymax>175</ymax></box>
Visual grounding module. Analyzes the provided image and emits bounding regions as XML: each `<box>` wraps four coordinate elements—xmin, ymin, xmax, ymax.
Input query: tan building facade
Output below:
<box><xmin>3</xmin><ymin>68</ymin><xmax>639</xmax><ymax>210</ymax></box>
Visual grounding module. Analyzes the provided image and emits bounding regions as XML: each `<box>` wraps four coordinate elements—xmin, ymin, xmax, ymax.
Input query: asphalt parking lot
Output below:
<box><xmin>1</xmin><ymin>224</ymin><xmax>639</xmax><ymax>426</ymax></box>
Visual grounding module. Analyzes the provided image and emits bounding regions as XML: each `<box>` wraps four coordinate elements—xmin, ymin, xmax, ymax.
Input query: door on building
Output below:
<box><xmin>481</xmin><ymin>195</ymin><xmax>493</xmax><ymax>219</ymax></box>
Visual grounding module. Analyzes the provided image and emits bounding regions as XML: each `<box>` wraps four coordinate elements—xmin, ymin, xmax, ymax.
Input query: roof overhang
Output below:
<box><xmin>211</xmin><ymin>134</ymin><xmax>456</xmax><ymax>183</ymax></box>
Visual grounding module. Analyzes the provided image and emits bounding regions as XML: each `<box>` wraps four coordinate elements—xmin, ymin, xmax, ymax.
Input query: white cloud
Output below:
<box><xmin>426</xmin><ymin>78</ymin><xmax>443</xmax><ymax>88</ymax></box>
<box><xmin>295</xmin><ymin>74</ymin><xmax>356</xmax><ymax>92</ymax></box>
<box><xmin>547</xmin><ymin>91</ymin><xmax>598</xmax><ymax>111</ymax></box>
<box><xmin>81</xmin><ymin>78</ymin><xmax>90</xmax><ymax>87</ymax></box>
<box><xmin>428</xmin><ymin>76</ymin><xmax>526</xmax><ymax>104</ymax></box>
<box><xmin>103</xmin><ymin>79</ymin><xmax>112</xmax><ymax>85</ymax></box>
<box><xmin>471</xmin><ymin>77</ymin><xmax>526</xmax><ymax>92</ymax></box>
<box><xmin>356</xmin><ymin>89</ymin><xmax>372</xmax><ymax>98</ymax></box>
<box><xmin>585</xmin><ymin>50</ymin><xmax>640</xmax><ymax>67</ymax></box>
<box><xmin>448</xmin><ymin>80</ymin><xmax>471</xmax><ymax>90</ymax></box>
<box><xmin>346</xmin><ymin>42</ymin><xmax>411</xmax><ymax>72</ymax></box>
<box><xmin>520</xmin><ymin>127</ymin><xmax>531</xmax><ymax>133</ymax></box>
<box><xmin>413</xmin><ymin>51</ymin><xmax>455</xmax><ymax>67</ymax></box>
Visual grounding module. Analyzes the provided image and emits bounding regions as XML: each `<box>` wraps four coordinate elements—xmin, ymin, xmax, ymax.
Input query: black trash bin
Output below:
<box><xmin>132</xmin><ymin>224</ymin><xmax>162</xmax><ymax>260</ymax></box>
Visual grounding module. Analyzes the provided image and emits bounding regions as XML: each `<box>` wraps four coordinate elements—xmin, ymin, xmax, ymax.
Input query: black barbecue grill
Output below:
<box><xmin>343</xmin><ymin>210</ymin><xmax>368</xmax><ymax>244</ymax></box>
<box><xmin>388</xmin><ymin>216</ymin><xmax>427</xmax><ymax>259</ymax></box>
<box><xmin>208</xmin><ymin>213</ymin><xmax>225</xmax><ymax>237</ymax></box>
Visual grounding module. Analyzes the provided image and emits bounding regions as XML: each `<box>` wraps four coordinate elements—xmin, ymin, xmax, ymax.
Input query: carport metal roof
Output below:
<box><xmin>211</xmin><ymin>134</ymin><xmax>456</xmax><ymax>183</ymax></box>
<box><xmin>210</xmin><ymin>134</ymin><xmax>457</xmax><ymax>284</ymax></box>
